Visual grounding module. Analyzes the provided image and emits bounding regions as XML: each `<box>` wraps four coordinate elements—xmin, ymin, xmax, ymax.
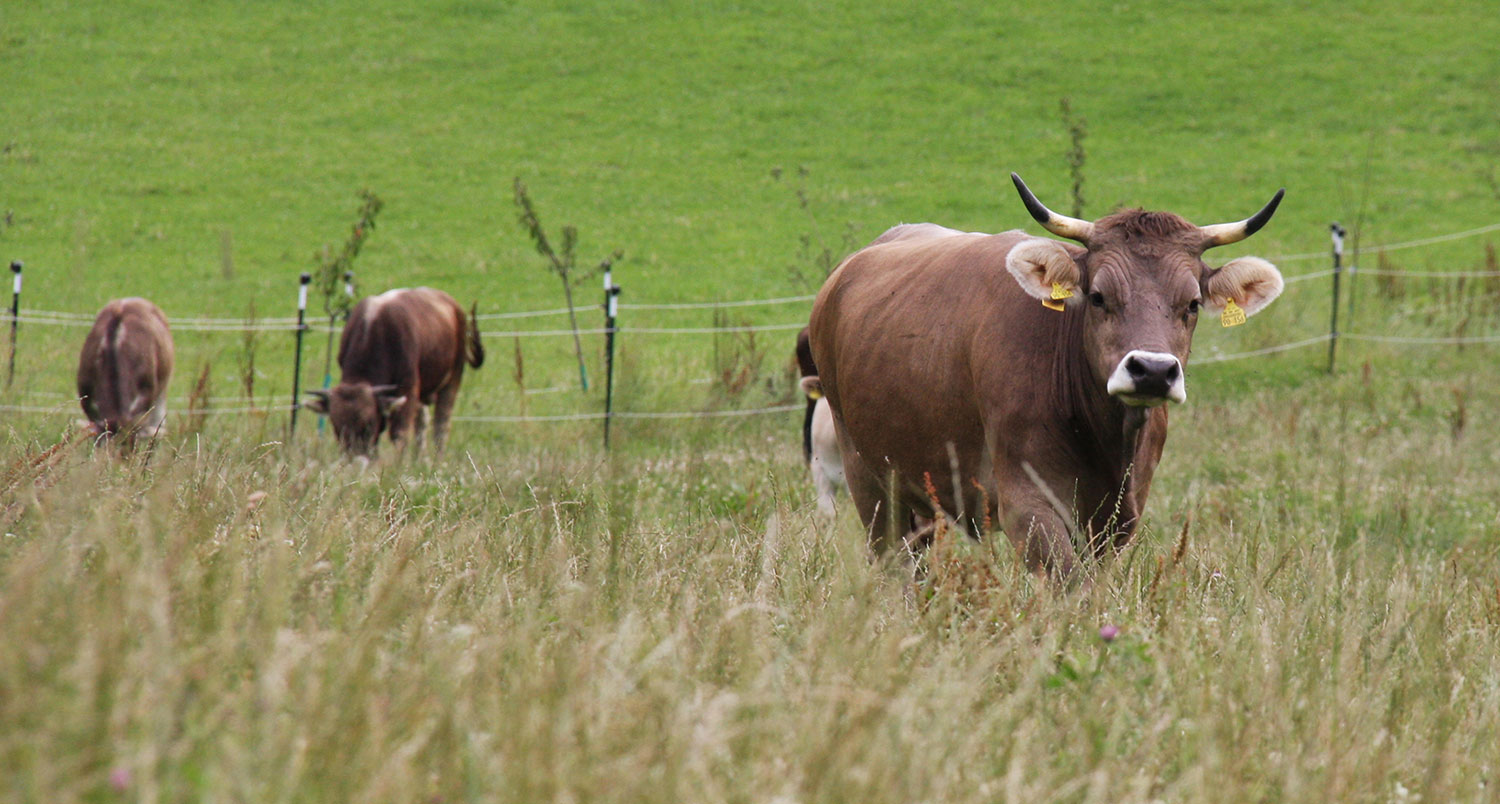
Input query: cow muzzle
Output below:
<box><xmin>1107</xmin><ymin>350</ymin><xmax>1186</xmax><ymax>406</ymax></box>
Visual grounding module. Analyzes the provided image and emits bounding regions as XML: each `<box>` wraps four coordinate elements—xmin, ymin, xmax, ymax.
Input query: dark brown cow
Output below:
<box><xmin>808</xmin><ymin>174</ymin><xmax>1285</xmax><ymax>576</ymax></box>
<box><xmin>76</xmin><ymin>297</ymin><xmax>175</xmax><ymax>444</ymax></box>
<box><xmin>305</xmin><ymin>287</ymin><xmax>484</xmax><ymax>461</ymax></box>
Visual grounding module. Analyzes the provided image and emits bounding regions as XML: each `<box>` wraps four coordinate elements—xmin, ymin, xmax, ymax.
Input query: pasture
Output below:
<box><xmin>4</xmin><ymin>0</ymin><xmax>1500</xmax><ymax>800</ymax></box>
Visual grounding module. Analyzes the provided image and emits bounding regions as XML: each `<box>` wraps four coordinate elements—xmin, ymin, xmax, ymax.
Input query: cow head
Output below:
<box><xmin>304</xmin><ymin>383</ymin><xmax>407</xmax><ymax>458</ymax></box>
<box><xmin>80</xmin><ymin>392</ymin><xmax>163</xmax><ymax>441</ymax></box>
<box><xmin>1006</xmin><ymin>173</ymin><xmax>1285</xmax><ymax>407</ymax></box>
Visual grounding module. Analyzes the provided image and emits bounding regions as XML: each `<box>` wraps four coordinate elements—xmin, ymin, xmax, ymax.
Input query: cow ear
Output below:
<box><xmin>303</xmin><ymin>390</ymin><xmax>330</xmax><ymax>415</ymax></box>
<box><xmin>799</xmin><ymin>375</ymin><xmax>823</xmax><ymax>400</ymax></box>
<box><xmin>1006</xmin><ymin>239</ymin><xmax>1083</xmax><ymax>306</ymax></box>
<box><xmin>1203</xmin><ymin>257</ymin><xmax>1284</xmax><ymax>317</ymax></box>
<box><xmin>377</xmin><ymin>394</ymin><xmax>408</xmax><ymax>417</ymax></box>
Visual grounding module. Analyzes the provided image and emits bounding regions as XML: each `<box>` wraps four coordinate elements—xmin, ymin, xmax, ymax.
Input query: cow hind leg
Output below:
<box><xmin>431</xmin><ymin>380</ymin><xmax>461</xmax><ymax>456</ymax></box>
<box><xmin>388</xmin><ymin>397</ymin><xmax>423</xmax><ymax>458</ymax></box>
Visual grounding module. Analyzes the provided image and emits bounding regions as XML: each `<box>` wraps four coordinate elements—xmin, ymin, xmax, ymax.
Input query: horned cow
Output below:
<box><xmin>305</xmin><ymin>287</ymin><xmax>484</xmax><ymax>461</ymax></box>
<box><xmin>76</xmin><ymin>297</ymin><xmax>175</xmax><ymax>445</ymax></box>
<box><xmin>808</xmin><ymin>174</ymin><xmax>1286</xmax><ymax>577</ymax></box>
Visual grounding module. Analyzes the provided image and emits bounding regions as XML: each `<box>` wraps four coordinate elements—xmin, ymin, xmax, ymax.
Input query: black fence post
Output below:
<box><xmin>1327</xmin><ymin>223</ymin><xmax>1346</xmax><ymax>374</ymax></box>
<box><xmin>290</xmin><ymin>272</ymin><xmax>311</xmax><ymax>435</ymax></box>
<box><xmin>603</xmin><ymin>268</ymin><xmax>621</xmax><ymax>449</ymax></box>
<box><xmin>6</xmin><ymin>261</ymin><xmax>21</xmax><ymax>389</ymax></box>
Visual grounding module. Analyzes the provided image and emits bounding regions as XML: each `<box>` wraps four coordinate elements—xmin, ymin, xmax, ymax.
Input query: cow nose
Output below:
<box><xmin>1126</xmin><ymin>354</ymin><xmax>1179</xmax><ymax>389</ymax></box>
<box><xmin>1107</xmin><ymin>350</ymin><xmax>1187</xmax><ymax>405</ymax></box>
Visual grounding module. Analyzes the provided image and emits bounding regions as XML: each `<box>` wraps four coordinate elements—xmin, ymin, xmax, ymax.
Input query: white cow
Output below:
<box><xmin>800</xmin><ymin>375</ymin><xmax>845</xmax><ymax>519</ymax></box>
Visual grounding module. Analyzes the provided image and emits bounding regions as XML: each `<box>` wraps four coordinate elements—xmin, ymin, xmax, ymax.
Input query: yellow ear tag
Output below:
<box><xmin>1220</xmin><ymin>298</ymin><xmax>1247</xmax><ymax>328</ymax></box>
<box><xmin>1042</xmin><ymin>282</ymin><xmax>1072</xmax><ymax>312</ymax></box>
<box><xmin>807</xmin><ymin>390</ymin><xmax>822</xmax><ymax>400</ymax></box>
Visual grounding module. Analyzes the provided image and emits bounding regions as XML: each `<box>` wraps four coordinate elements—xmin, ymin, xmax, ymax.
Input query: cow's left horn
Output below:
<box><xmin>1199</xmin><ymin>189</ymin><xmax>1286</xmax><ymax>248</ymax></box>
<box><xmin>1011</xmin><ymin>173</ymin><xmax>1094</xmax><ymax>245</ymax></box>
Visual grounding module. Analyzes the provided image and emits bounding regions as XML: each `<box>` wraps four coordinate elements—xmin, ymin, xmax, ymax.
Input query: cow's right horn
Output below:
<box><xmin>1011</xmin><ymin>173</ymin><xmax>1094</xmax><ymax>245</ymax></box>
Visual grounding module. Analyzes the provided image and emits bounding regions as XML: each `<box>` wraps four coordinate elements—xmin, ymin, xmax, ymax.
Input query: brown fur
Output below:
<box><xmin>76</xmin><ymin>297</ymin><xmax>175</xmax><ymax>445</ymax></box>
<box><xmin>810</xmin><ymin>204</ymin><xmax>1280</xmax><ymax>577</ymax></box>
<box><xmin>306</xmin><ymin>287</ymin><xmax>482</xmax><ymax>459</ymax></box>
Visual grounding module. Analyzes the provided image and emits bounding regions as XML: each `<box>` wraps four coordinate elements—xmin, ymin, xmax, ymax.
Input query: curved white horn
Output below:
<box><xmin>1011</xmin><ymin>173</ymin><xmax>1094</xmax><ymax>244</ymax></box>
<box><xmin>1200</xmin><ymin>189</ymin><xmax>1286</xmax><ymax>248</ymax></box>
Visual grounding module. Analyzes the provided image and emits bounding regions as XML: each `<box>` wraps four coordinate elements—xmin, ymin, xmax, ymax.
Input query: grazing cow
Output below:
<box><xmin>305</xmin><ymin>287</ymin><xmax>484</xmax><ymax>461</ymax></box>
<box><xmin>76</xmin><ymin>297</ymin><xmax>175</xmax><ymax>444</ymax></box>
<box><xmin>795</xmin><ymin>328</ymin><xmax>844</xmax><ymax>518</ymax></box>
<box><xmin>808</xmin><ymin>174</ymin><xmax>1285</xmax><ymax>576</ymax></box>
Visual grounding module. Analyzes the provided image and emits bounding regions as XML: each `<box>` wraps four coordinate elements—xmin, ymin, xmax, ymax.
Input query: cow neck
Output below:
<box><xmin>1050</xmin><ymin>310</ymin><xmax>1139</xmax><ymax>478</ymax></box>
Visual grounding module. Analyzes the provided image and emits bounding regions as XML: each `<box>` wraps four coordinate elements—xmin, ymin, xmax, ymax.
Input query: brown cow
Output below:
<box><xmin>808</xmin><ymin>174</ymin><xmax>1285</xmax><ymax>577</ymax></box>
<box><xmin>305</xmin><ymin>287</ymin><xmax>484</xmax><ymax>461</ymax></box>
<box><xmin>76</xmin><ymin>297</ymin><xmax>175</xmax><ymax>445</ymax></box>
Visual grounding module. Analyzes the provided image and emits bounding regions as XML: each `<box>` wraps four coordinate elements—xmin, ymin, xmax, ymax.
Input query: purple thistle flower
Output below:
<box><xmin>108</xmin><ymin>767</ymin><xmax>131</xmax><ymax>792</ymax></box>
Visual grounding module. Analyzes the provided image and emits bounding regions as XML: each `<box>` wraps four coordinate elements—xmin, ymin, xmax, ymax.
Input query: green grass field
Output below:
<box><xmin>4</xmin><ymin>0</ymin><xmax>1500</xmax><ymax>801</ymax></box>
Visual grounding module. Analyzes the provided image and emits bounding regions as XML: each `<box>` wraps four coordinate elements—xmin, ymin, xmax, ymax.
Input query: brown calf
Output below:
<box><xmin>305</xmin><ymin>287</ymin><xmax>483</xmax><ymax>460</ymax></box>
<box><xmin>76</xmin><ymin>297</ymin><xmax>175</xmax><ymax>445</ymax></box>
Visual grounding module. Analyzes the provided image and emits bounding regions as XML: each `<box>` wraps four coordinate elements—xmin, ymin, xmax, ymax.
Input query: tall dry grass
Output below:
<box><xmin>2</xmin><ymin>345</ymin><xmax>1498</xmax><ymax>803</ymax></box>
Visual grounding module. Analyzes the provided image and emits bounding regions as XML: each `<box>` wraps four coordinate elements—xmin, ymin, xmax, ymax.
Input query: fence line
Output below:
<box><xmin>8</xmin><ymin>213</ymin><xmax>1498</xmax><ymax>331</ymax></box>
<box><xmin>618</xmin><ymin>294</ymin><xmax>818</xmax><ymax>311</ymax></box>
<box><xmin>6</xmin><ymin>328</ymin><xmax>1497</xmax><ymax>424</ymax></box>
<box><xmin>474</xmin><ymin>306</ymin><xmax>577</xmax><ymax>321</ymax></box>
<box><xmin>480</xmin><ymin>321</ymin><xmax>810</xmax><ymax>339</ymax></box>
<box><xmin>1347</xmin><ymin>268</ymin><xmax>1500</xmax><ymax>278</ymax></box>
<box><xmin>0</xmin><ymin>403</ymin><xmax>296</xmax><ymax>416</ymax></box>
<box><xmin>452</xmin><ymin>403</ymin><xmax>803</xmax><ymax>424</ymax></box>
<box><xmin>1270</xmin><ymin>220</ymin><xmax>1500</xmax><ymax>262</ymax></box>
<box><xmin>1195</xmin><ymin>334</ymin><xmax>1333</xmax><ymax>363</ymax></box>
<box><xmin>1343</xmin><ymin>333</ymin><xmax>1500</xmax><ymax>345</ymax></box>
<box><xmin>16</xmin><ymin>309</ymin><xmax>305</xmax><ymax>326</ymax></box>
<box><xmin>21</xmin><ymin>390</ymin><xmax>289</xmax><ymax>406</ymax></box>
<box><xmin>1282</xmin><ymin>269</ymin><xmax>1337</xmax><ymax>284</ymax></box>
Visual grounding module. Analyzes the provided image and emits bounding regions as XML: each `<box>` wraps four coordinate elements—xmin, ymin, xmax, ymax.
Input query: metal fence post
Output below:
<box><xmin>6</xmin><ymin>261</ymin><xmax>21</xmax><ymax>388</ymax></box>
<box><xmin>290</xmin><ymin>272</ymin><xmax>311</xmax><ymax>435</ymax></box>
<box><xmin>603</xmin><ymin>268</ymin><xmax>622</xmax><ymax>449</ymax></box>
<box><xmin>1327</xmin><ymin>223</ymin><xmax>1346</xmax><ymax>374</ymax></box>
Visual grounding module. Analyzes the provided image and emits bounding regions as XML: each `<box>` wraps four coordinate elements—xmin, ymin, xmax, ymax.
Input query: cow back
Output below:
<box><xmin>77</xmin><ymin>297</ymin><xmax>174</xmax><ymax>432</ymax></box>
<box><xmin>340</xmin><ymin>287</ymin><xmax>466</xmax><ymax>402</ymax></box>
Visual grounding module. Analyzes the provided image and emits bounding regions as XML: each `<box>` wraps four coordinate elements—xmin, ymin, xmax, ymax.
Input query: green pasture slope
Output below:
<box><xmin>4</xmin><ymin>0</ymin><xmax>1500</xmax><ymax>801</ymax></box>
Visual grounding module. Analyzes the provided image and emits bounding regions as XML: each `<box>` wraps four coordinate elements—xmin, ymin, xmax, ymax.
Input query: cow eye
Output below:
<box><xmin>1187</xmin><ymin>299</ymin><xmax>1200</xmax><ymax>314</ymax></box>
<box><xmin>1088</xmin><ymin>291</ymin><xmax>1106</xmax><ymax>309</ymax></box>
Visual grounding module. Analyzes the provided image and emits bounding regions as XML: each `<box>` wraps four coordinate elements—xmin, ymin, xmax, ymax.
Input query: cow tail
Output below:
<box><xmin>466</xmin><ymin>302</ymin><xmax>485</xmax><ymax>369</ymax></box>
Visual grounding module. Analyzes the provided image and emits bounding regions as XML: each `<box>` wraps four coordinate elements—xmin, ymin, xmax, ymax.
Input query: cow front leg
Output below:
<box><xmin>387</xmin><ymin>396</ymin><xmax>422</xmax><ymax>457</ymax></box>
<box><xmin>412</xmin><ymin>405</ymin><xmax>429</xmax><ymax>456</ymax></box>
<box><xmin>995</xmin><ymin>478</ymin><xmax>1080</xmax><ymax>580</ymax></box>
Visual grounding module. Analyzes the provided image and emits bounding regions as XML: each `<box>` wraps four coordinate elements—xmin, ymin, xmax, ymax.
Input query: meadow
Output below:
<box><xmin>4</xmin><ymin>0</ymin><xmax>1500</xmax><ymax>801</ymax></box>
